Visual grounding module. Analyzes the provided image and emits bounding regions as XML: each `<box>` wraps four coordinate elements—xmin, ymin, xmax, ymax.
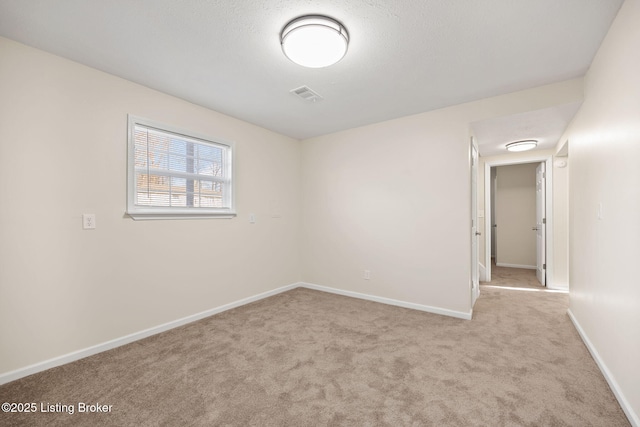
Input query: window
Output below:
<box><xmin>126</xmin><ymin>115</ymin><xmax>235</xmax><ymax>219</ymax></box>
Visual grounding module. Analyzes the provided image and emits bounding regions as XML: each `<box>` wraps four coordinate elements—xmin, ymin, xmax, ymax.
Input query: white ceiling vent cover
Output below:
<box><xmin>290</xmin><ymin>85</ymin><xmax>323</xmax><ymax>102</ymax></box>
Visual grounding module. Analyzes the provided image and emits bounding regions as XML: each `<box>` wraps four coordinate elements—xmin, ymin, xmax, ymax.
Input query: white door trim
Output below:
<box><xmin>535</xmin><ymin>162</ymin><xmax>546</xmax><ymax>286</ymax></box>
<box><xmin>470</xmin><ymin>137</ymin><xmax>480</xmax><ymax>306</ymax></box>
<box><xmin>483</xmin><ymin>155</ymin><xmax>554</xmax><ymax>286</ymax></box>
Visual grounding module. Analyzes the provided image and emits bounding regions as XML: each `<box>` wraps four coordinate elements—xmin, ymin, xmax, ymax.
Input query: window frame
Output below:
<box><xmin>126</xmin><ymin>115</ymin><xmax>236</xmax><ymax>220</ymax></box>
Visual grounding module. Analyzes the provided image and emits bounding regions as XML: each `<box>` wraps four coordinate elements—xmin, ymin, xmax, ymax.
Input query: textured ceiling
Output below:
<box><xmin>0</xmin><ymin>0</ymin><xmax>623</xmax><ymax>143</ymax></box>
<box><xmin>471</xmin><ymin>102</ymin><xmax>582</xmax><ymax>157</ymax></box>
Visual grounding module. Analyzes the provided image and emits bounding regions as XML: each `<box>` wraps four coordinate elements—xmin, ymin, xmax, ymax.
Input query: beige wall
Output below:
<box><xmin>552</xmin><ymin>156</ymin><xmax>569</xmax><ymax>288</ymax></box>
<box><xmin>495</xmin><ymin>163</ymin><xmax>537</xmax><ymax>268</ymax></box>
<box><xmin>300</xmin><ymin>109</ymin><xmax>472</xmax><ymax>315</ymax></box>
<box><xmin>301</xmin><ymin>82</ymin><xmax>583</xmax><ymax>317</ymax></box>
<box><xmin>559</xmin><ymin>0</ymin><xmax>640</xmax><ymax>422</ymax></box>
<box><xmin>0</xmin><ymin>37</ymin><xmax>301</xmax><ymax>375</ymax></box>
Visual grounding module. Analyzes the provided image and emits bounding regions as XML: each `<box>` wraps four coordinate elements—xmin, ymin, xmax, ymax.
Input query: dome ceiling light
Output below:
<box><xmin>280</xmin><ymin>15</ymin><xmax>349</xmax><ymax>68</ymax></box>
<box><xmin>506</xmin><ymin>140</ymin><xmax>538</xmax><ymax>152</ymax></box>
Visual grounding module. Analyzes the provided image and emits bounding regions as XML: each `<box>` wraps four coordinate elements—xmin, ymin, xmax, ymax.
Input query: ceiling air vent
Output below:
<box><xmin>290</xmin><ymin>85</ymin><xmax>323</xmax><ymax>102</ymax></box>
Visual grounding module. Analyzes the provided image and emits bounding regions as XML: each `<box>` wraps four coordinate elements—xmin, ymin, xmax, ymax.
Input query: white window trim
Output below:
<box><xmin>126</xmin><ymin>115</ymin><xmax>236</xmax><ymax>220</ymax></box>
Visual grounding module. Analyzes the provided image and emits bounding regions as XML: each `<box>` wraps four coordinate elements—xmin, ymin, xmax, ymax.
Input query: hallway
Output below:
<box><xmin>482</xmin><ymin>264</ymin><xmax>550</xmax><ymax>291</ymax></box>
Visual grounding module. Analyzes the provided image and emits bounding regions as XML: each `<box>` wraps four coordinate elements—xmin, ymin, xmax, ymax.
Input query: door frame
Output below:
<box><xmin>535</xmin><ymin>162</ymin><xmax>546</xmax><ymax>286</ymax></box>
<box><xmin>470</xmin><ymin>137</ymin><xmax>480</xmax><ymax>306</ymax></box>
<box><xmin>483</xmin><ymin>155</ymin><xmax>554</xmax><ymax>286</ymax></box>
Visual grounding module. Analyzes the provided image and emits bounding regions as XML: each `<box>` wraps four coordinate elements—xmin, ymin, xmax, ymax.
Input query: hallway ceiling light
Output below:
<box><xmin>506</xmin><ymin>140</ymin><xmax>538</xmax><ymax>152</ymax></box>
<box><xmin>280</xmin><ymin>15</ymin><xmax>349</xmax><ymax>68</ymax></box>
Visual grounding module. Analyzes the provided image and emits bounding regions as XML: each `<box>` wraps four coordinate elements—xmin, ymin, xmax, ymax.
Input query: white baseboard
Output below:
<box><xmin>0</xmin><ymin>283</ymin><xmax>299</xmax><ymax>386</ymax></box>
<box><xmin>547</xmin><ymin>283</ymin><xmax>569</xmax><ymax>291</ymax></box>
<box><xmin>479</xmin><ymin>263</ymin><xmax>487</xmax><ymax>282</ymax></box>
<box><xmin>300</xmin><ymin>282</ymin><xmax>473</xmax><ymax>320</ymax></box>
<box><xmin>496</xmin><ymin>263</ymin><xmax>536</xmax><ymax>270</ymax></box>
<box><xmin>1</xmin><ymin>281</ymin><xmax>473</xmax><ymax>386</ymax></box>
<box><xmin>567</xmin><ymin>309</ymin><xmax>638</xmax><ymax>427</ymax></box>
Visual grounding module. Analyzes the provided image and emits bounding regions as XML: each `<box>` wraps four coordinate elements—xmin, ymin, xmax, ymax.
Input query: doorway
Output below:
<box><xmin>492</xmin><ymin>163</ymin><xmax>543</xmax><ymax>281</ymax></box>
<box><xmin>483</xmin><ymin>156</ymin><xmax>554</xmax><ymax>286</ymax></box>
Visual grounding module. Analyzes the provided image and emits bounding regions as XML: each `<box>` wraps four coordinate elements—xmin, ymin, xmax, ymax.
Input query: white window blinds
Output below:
<box><xmin>127</xmin><ymin>116</ymin><xmax>235</xmax><ymax>219</ymax></box>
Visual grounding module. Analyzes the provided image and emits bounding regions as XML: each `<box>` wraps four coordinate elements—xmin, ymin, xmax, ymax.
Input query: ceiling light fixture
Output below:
<box><xmin>506</xmin><ymin>140</ymin><xmax>538</xmax><ymax>152</ymax></box>
<box><xmin>280</xmin><ymin>15</ymin><xmax>349</xmax><ymax>68</ymax></box>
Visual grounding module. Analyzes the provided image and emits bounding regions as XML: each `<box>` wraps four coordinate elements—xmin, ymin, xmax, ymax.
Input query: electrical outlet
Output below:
<box><xmin>364</xmin><ymin>270</ymin><xmax>371</xmax><ymax>280</ymax></box>
<box><xmin>82</xmin><ymin>213</ymin><xmax>96</xmax><ymax>230</ymax></box>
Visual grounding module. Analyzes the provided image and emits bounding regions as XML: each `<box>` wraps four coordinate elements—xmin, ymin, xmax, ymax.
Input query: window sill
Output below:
<box><xmin>126</xmin><ymin>211</ymin><xmax>237</xmax><ymax>220</ymax></box>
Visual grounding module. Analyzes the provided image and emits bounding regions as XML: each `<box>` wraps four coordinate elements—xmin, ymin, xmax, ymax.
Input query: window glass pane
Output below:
<box><xmin>169</xmin><ymin>139</ymin><xmax>187</xmax><ymax>155</ymax></box>
<box><xmin>170</xmin><ymin>193</ymin><xmax>187</xmax><ymax>207</ymax></box>
<box><xmin>197</xmin><ymin>159</ymin><xmax>214</xmax><ymax>176</ymax></box>
<box><xmin>171</xmin><ymin>177</ymin><xmax>186</xmax><ymax>188</ymax></box>
<box><xmin>168</xmin><ymin>154</ymin><xmax>187</xmax><ymax>173</ymax></box>
<box><xmin>197</xmin><ymin>180</ymin><xmax>217</xmax><ymax>196</ymax></box>
<box><xmin>134</xmin><ymin>144</ymin><xmax>147</xmax><ymax>168</ymax></box>
<box><xmin>197</xmin><ymin>195</ymin><xmax>222</xmax><ymax>208</ymax></box>
<box><xmin>128</xmin><ymin>118</ymin><xmax>234</xmax><ymax>216</ymax></box>
<box><xmin>148</xmin><ymin>192</ymin><xmax>170</xmax><ymax>207</ymax></box>
<box><xmin>147</xmin><ymin>175</ymin><xmax>168</xmax><ymax>192</ymax></box>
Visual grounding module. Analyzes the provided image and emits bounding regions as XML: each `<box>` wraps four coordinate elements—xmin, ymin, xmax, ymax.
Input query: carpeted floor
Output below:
<box><xmin>488</xmin><ymin>262</ymin><xmax>547</xmax><ymax>290</ymax></box>
<box><xmin>0</xmin><ymin>275</ymin><xmax>629</xmax><ymax>426</ymax></box>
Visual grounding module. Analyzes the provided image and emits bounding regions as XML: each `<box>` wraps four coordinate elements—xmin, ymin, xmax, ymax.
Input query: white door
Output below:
<box><xmin>535</xmin><ymin>162</ymin><xmax>546</xmax><ymax>286</ymax></box>
<box><xmin>471</xmin><ymin>138</ymin><xmax>480</xmax><ymax>305</ymax></box>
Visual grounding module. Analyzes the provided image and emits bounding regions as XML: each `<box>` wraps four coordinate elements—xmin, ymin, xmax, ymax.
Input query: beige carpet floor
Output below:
<box><xmin>488</xmin><ymin>262</ymin><xmax>547</xmax><ymax>290</ymax></box>
<box><xmin>0</xmin><ymin>275</ymin><xmax>629</xmax><ymax>426</ymax></box>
